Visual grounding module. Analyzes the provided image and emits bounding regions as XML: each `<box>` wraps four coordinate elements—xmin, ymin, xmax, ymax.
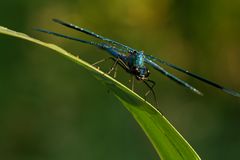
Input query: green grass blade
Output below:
<box><xmin>0</xmin><ymin>26</ymin><xmax>201</xmax><ymax>160</ymax></box>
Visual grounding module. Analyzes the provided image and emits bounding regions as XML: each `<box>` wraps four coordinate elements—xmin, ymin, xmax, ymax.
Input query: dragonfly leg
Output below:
<box><xmin>109</xmin><ymin>58</ymin><xmax>120</xmax><ymax>78</ymax></box>
<box><xmin>145</xmin><ymin>79</ymin><xmax>156</xmax><ymax>96</ymax></box>
<box><xmin>108</xmin><ymin>58</ymin><xmax>134</xmax><ymax>90</ymax></box>
<box><xmin>113</xmin><ymin>63</ymin><xmax>118</xmax><ymax>78</ymax></box>
<box><xmin>110</xmin><ymin>57</ymin><xmax>130</xmax><ymax>70</ymax></box>
<box><xmin>109</xmin><ymin>58</ymin><xmax>134</xmax><ymax>89</ymax></box>
<box><xmin>105</xmin><ymin>57</ymin><xmax>136</xmax><ymax>91</ymax></box>
<box><xmin>108</xmin><ymin>57</ymin><xmax>130</xmax><ymax>74</ymax></box>
<box><xmin>131</xmin><ymin>75</ymin><xmax>135</xmax><ymax>91</ymax></box>
<box><xmin>143</xmin><ymin>79</ymin><xmax>159</xmax><ymax>107</ymax></box>
<box><xmin>92</xmin><ymin>57</ymin><xmax>112</xmax><ymax>69</ymax></box>
<box><xmin>107</xmin><ymin>57</ymin><xmax>120</xmax><ymax>75</ymax></box>
<box><xmin>93</xmin><ymin>57</ymin><xmax>129</xmax><ymax>79</ymax></box>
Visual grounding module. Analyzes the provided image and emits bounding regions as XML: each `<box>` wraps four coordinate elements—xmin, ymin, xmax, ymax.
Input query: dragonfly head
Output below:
<box><xmin>132</xmin><ymin>66</ymin><xmax>150</xmax><ymax>80</ymax></box>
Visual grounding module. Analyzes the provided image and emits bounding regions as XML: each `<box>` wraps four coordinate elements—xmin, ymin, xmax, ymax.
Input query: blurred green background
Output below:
<box><xmin>0</xmin><ymin>0</ymin><xmax>240</xmax><ymax>159</ymax></box>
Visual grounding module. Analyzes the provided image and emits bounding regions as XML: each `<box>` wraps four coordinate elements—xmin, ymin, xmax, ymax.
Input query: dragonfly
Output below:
<box><xmin>36</xmin><ymin>19</ymin><xmax>240</xmax><ymax>106</ymax></box>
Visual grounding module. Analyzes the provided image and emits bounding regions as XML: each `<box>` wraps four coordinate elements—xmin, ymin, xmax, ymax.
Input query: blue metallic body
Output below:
<box><xmin>36</xmin><ymin>19</ymin><xmax>240</xmax><ymax>98</ymax></box>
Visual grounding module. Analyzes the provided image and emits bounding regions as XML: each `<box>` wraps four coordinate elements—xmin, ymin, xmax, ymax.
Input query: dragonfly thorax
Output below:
<box><xmin>127</xmin><ymin>51</ymin><xmax>149</xmax><ymax>80</ymax></box>
<box><xmin>128</xmin><ymin>50</ymin><xmax>145</xmax><ymax>66</ymax></box>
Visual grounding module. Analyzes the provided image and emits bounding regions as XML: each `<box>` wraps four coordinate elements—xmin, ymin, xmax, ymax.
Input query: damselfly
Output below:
<box><xmin>36</xmin><ymin>19</ymin><xmax>240</xmax><ymax>106</ymax></box>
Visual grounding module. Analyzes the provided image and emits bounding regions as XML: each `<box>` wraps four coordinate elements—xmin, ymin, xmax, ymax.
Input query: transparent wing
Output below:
<box><xmin>36</xmin><ymin>28</ymin><xmax>105</xmax><ymax>47</ymax></box>
<box><xmin>145</xmin><ymin>54</ymin><xmax>240</xmax><ymax>97</ymax></box>
<box><xmin>52</xmin><ymin>18</ymin><xmax>135</xmax><ymax>53</ymax></box>
<box><xmin>144</xmin><ymin>58</ymin><xmax>203</xmax><ymax>95</ymax></box>
<box><xmin>35</xmin><ymin>28</ymin><xmax>125</xmax><ymax>58</ymax></box>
